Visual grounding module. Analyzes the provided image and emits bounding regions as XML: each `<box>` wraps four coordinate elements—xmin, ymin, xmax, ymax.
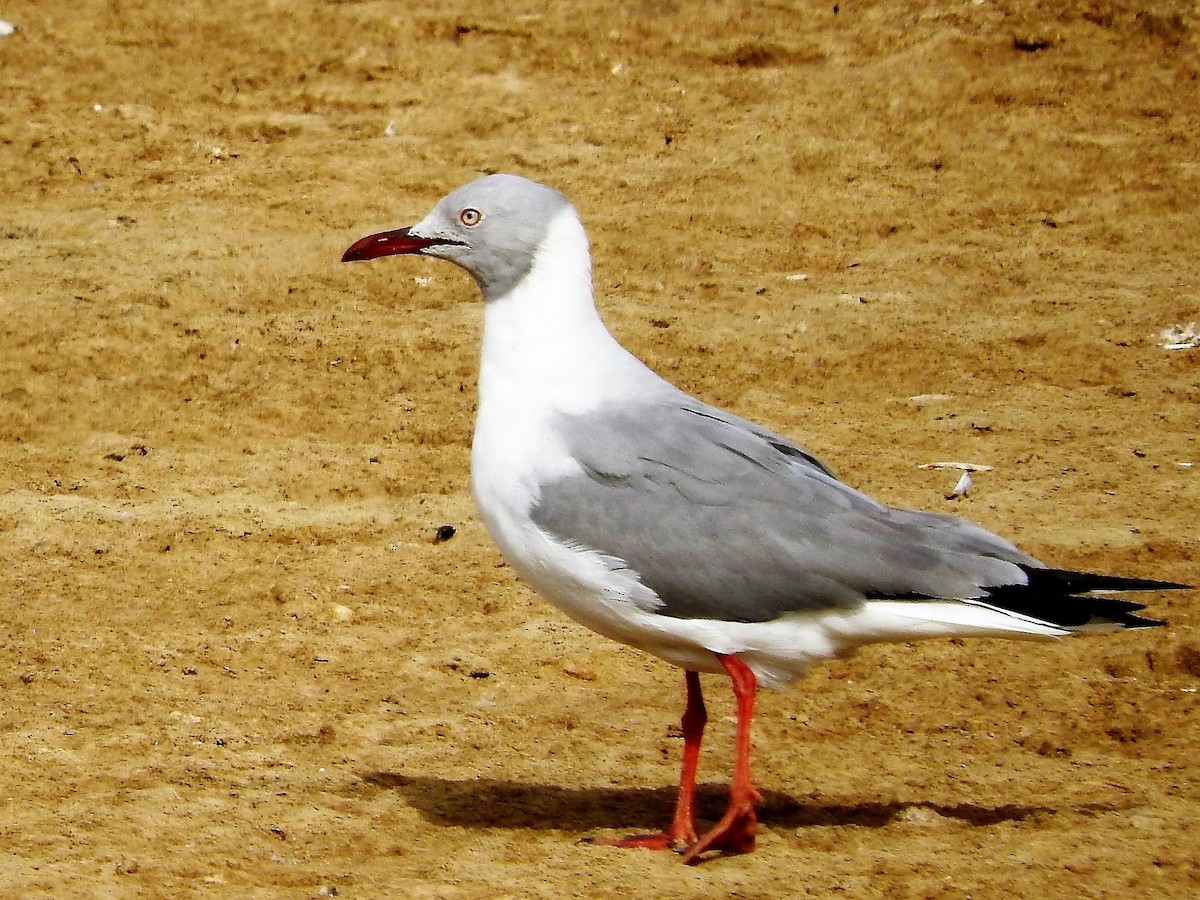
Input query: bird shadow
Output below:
<box><xmin>354</xmin><ymin>771</ymin><xmax>1097</xmax><ymax>834</ymax></box>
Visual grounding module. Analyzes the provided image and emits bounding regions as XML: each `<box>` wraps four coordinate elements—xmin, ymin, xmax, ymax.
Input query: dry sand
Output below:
<box><xmin>1</xmin><ymin>1</ymin><xmax>1198</xmax><ymax>896</ymax></box>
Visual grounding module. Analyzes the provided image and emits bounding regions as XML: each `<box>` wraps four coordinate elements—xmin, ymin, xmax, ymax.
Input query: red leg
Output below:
<box><xmin>680</xmin><ymin>654</ymin><xmax>760</xmax><ymax>864</ymax></box>
<box><xmin>605</xmin><ymin>669</ymin><xmax>706</xmax><ymax>850</ymax></box>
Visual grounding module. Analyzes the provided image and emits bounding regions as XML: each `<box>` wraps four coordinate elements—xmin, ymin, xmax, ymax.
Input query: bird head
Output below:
<box><xmin>342</xmin><ymin>173</ymin><xmax>574</xmax><ymax>300</ymax></box>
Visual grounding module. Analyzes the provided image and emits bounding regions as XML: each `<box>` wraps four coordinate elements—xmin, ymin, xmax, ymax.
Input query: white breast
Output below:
<box><xmin>468</xmin><ymin>208</ymin><xmax>692</xmax><ymax>652</ymax></box>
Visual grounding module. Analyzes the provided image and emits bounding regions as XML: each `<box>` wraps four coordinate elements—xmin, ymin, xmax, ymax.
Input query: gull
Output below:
<box><xmin>342</xmin><ymin>173</ymin><xmax>1185</xmax><ymax>863</ymax></box>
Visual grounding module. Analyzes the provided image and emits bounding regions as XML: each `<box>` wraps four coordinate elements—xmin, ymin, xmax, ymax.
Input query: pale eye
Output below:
<box><xmin>459</xmin><ymin>207</ymin><xmax>483</xmax><ymax>227</ymax></box>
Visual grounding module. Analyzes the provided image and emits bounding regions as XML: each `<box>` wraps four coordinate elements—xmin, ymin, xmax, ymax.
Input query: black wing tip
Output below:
<box><xmin>1023</xmin><ymin>565</ymin><xmax>1191</xmax><ymax>595</ymax></box>
<box><xmin>973</xmin><ymin>565</ymin><xmax>1185</xmax><ymax>631</ymax></box>
<box><xmin>1148</xmin><ymin>580</ymin><xmax>1191</xmax><ymax>592</ymax></box>
<box><xmin>1087</xmin><ymin>599</ymin><xmax>1168</xmax><ymax>629</ymax></box>
<box><xmin>1096</xmin><ymin>577</ymin><xmax>1192</xmax><ymax>593</ymax></box>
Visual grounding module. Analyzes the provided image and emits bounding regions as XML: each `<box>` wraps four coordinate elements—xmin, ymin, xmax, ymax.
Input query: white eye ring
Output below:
<box><xmin>459</xmin><ymin>207</ymin><xmax>483</xmax><ymax>227</ymax></box>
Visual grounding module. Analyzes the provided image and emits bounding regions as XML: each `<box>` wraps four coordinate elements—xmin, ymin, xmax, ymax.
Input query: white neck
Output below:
<box><xmin>469</xmin><ymin>208</ymin><xmax>674</xmax><ymax>554</ymax></box>
<box><xmin>477</xmin><ymin>209</ymin><xmax>657</xmax><ymax>419</ymax></box>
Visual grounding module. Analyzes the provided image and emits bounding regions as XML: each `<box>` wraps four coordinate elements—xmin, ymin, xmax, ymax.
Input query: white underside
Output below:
<box><xmin>476</xmin><ymin>506</ymin><xmax>1066</xmax><ymax>690</ymax></box>
<box><xmin>470</xmin><ymin>209</ymin><xmax>1068</xmax><ymax>692</ymax></box>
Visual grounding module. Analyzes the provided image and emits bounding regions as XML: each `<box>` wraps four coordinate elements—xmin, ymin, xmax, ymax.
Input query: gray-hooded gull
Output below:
<box><xmin>342</xmin><ymin>173</ymin><xmax>1186</xmax><ymax>864</ymax></box>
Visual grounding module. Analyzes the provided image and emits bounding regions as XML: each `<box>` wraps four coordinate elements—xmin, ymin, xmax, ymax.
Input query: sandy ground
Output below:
<box><xmin>1</xmin><ymin>1</ymin><xmax>1198</xmax><ymax>896</ymax></box>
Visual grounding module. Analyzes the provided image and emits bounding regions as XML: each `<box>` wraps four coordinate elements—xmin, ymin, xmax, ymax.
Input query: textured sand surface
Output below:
<box><xmin>1</xmin><ymin>2</ymin><xmax>1197</xmax><ymax>896</ymax></box>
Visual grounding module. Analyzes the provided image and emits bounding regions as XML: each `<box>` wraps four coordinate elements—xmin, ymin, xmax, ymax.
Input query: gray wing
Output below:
<box><xmin>531</xmin><ymin>397</ymin><xmax>1041</xmax><ymax>623</ymax></box>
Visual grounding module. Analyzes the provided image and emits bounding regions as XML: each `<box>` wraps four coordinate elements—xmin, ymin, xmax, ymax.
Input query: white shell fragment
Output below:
<box><xmin>1160</xmin><ymin>322</ymin><xmax>1199</xmax><ymax>350</ymax></box>
<box><xmin>946</xmin><ymin>471</ymin><xmax>972</xmax><ymax>499</ymax></box>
